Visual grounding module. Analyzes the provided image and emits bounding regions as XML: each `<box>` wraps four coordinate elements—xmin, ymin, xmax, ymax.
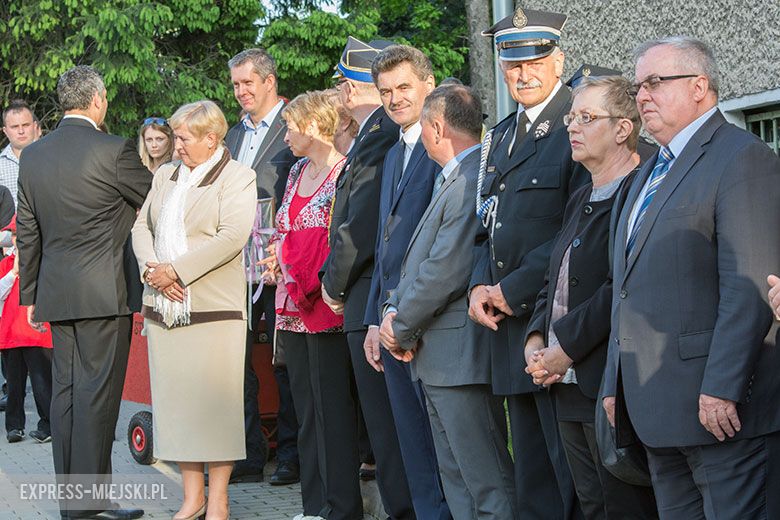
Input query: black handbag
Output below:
<box><xmin>595</xmin><ymin>377</ymin><xmax>652</xmax><ymax>487</ymax></box>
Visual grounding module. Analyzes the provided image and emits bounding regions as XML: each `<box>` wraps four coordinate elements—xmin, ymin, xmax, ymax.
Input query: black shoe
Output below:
<box><xmin>29</xmin><ymin>430</ymin><xmax>52</xmax><ymax>443</ymax></box>
<box><xmin>0</xmin><ymin>394</ymin><xmax>7</xmax><ymax>412</ymax></box>
<box><xmin>7</xmin><ymin>429</ymin><xmax>23</xmax><ymax>442</ymax></box>
<box><xmin>81</xmin><ymin>508</ymin><xmax>144</xmax><ymax>519</ymax></box>
<box><xmin>269</xmin><ymin>460</ymin><xmax>300</xmax><ymax>486</ymax></box>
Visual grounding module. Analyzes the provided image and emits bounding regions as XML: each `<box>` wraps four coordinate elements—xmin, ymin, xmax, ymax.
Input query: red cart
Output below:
<box><xmin>123</xmin><ymin>313</ymin><xmax>279</xmax><ymax>465</ymax></box>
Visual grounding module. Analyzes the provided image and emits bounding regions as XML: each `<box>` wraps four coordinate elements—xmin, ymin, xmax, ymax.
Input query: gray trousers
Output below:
<box><xmin>423</xmin><ymin>383</ymin><xmax>516</xmax><ymax>520</ymax></box>
<box><xmin>645</xmin><ymin>431</ymin><xmax>780</xmax><ymax>520</ymax></box>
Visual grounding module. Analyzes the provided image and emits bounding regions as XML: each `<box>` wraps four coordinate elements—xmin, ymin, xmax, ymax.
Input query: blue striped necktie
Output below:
<box><xmin>625</xmin><ymin>147</ymin><xmax>675</xmax><ymax>257</ymax></box>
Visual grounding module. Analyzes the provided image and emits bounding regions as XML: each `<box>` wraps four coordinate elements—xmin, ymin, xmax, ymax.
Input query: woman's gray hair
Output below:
<box><xmin>228</xmin><ymin>48</ymin><xmax>277</xmax><ymax>80</ymax></box>
<box><xmin>572</xmin><ymin>76</ymin><xmax>641</xmax><ymax>151</ymax></box>
<box><xmin>634</xmin><ymin>36</ymin><xmax>720</xmax><ymax>96</ymax></box>
<box><xmin>57</xmin><ymin>65</ymin><xmax>106</xmax><ymax>111</ymax></box>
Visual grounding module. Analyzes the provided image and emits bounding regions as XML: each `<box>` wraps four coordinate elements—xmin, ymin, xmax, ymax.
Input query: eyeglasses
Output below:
<box><xmin>142</xmin><ymin>117</ymin><xmax>168</xmax><ymax>126</ymax></box>
<box><xmin>563</xmin><ymin>112</ymin><xmax>625</xmax><ymax>126</ymax></box>
<box><xmin>334</xmin><ymin>79</ymin><xmax>349</xmax><ymax>92</ymax></box>
<box><xmin>627</xmin><ymin>74</ymin><xmax>699</xmax><ymax>97</ymax></box>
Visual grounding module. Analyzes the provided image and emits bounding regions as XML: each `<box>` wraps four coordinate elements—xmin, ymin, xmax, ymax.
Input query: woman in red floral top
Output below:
<box><xmin>262</xmin><ymin>90</ymin><xmax>362</xmax><ymax>519</ymax></box>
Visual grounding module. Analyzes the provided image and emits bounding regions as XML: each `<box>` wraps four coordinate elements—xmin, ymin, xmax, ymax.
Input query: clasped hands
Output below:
<box><xmin>145</xmin><ymin>262</ymin><xmax>184</xmax><ymax>303</ymax></box>
<box><xmin>523</xmin><ymin>332</ymin><xmax>573</xmax><ymax>387</ymax></box>
<box><xmin>468</xmin><ymin>283</ymin><xmax>512</xmax><ymax>331</ymax></box>
<box><xmin>373</xmin><ymin>312</ymin><xmax>415</xmax><ymax>365</ymax></box>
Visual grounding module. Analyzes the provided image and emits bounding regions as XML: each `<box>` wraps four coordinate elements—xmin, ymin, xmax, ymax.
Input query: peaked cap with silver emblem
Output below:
<box><xmin>565</xmin><ymin>64</ymin><xmax>622</xmax><ymax>88</ymax></box>
<box><xmin>482</xmin><ymin>8</ymin><xmax>567</xmax><ymax>62</ymax></box>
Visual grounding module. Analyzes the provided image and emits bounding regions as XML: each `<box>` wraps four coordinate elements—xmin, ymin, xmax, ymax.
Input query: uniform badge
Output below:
<box><xmin>512</xmin><ymin>8</ymin><xmax>527</xmax><ymax>28</ymax></box>
<box><xmin>535</xmin><ymin>120</ymin><xmax>551</xmax><ymax>139</ymax></box>
<box><xmin>345</xmin><ymin>164</ymin><xmax>351</xmax><ymax>172</ymax></box>
<box><xmin>369</xmin><ymin>123</ymin><xmax>381</xmax><ymax>133</ymax></box>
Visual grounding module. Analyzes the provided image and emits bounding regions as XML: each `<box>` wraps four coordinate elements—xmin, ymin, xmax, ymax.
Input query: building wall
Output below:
<box><xmin>523</xmin><ymin>0</ymin><xmax>780</xmax><ymax>103</ymax></box>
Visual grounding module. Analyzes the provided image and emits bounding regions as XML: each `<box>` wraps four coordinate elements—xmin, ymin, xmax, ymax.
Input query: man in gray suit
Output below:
<box><xmin>379</xmin><ymin>85</ymin><xmax>516</xmax><ymax>520</ymax></box>
<box><xmin>603</xmin><ymin>37</ymin><xmax>780</xmax><ymax>518</ymax></box>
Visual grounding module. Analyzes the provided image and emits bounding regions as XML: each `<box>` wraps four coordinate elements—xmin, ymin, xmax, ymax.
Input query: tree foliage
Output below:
<box><xmin>0</xmin><ymin>0</ymin><xmax>264</xmax><ymax>137</ymax></box>
<box><xmin>261</xmin><ymin>0</ymin><xmax>469</xmax><ymax>98</ymax></box>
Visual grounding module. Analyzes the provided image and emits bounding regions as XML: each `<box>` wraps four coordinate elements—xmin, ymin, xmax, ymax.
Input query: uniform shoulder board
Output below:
<box><xmin>492</xmin><ymin>111</ymin><xmax>517</xmax><ymax>132</ymax></box>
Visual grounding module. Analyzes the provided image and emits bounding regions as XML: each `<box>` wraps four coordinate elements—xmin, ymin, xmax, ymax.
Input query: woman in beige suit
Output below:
<box><xmin>132</xmin><ymin>100</ymin><xmax>256</xmax><ymax>520</ymax></box>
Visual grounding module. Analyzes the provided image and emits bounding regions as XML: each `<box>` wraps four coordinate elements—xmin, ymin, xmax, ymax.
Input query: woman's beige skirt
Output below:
<box><xmin>146</xmin><ymin>319</ymin><xmax>247</xmax><ymax>462</ymax></box>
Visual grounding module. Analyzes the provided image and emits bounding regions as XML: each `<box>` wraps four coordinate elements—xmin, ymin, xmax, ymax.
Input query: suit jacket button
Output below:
<box><xmin>384</xmin><ymin>235</ymin><xmax>389</xmax><ymax>242</ymax></box>
<box><xmin>619</xmin><ymin>290</ymin><xmax>627</xmax><ymax>298</ymax></box>
<box><xmin>569</xmin><ymin>276</ymin><xmax>579</xmax><ymax>287</ymax></box>
<box><xmin>531</xmin><ymin>178</ymin><xmax>538</xmax><ymax>184</ymax></box>
<box><xmin>572</xmin><ymin>238</ymin><xmax>581</xmax><ymax>248</ymax></box>
<box><xmin>495</xmin><ymin>222</ymin><xmax>502</xmax><ymax>229</ymax></box>
<box><xmin>584</xmin><ymin>204</ymin><xmax>593</xmax><ymax>215</ymax></box>
<box><xmin>499</xmin><ymin>183</ymin><xmax>506</xmax><ymax>191</ymax></box>
<box><xmin>383</xmin><ymin>274</ymin><xmax>389</xmax><ymax>280</ymax></box>
<box><xmin>497</xmin><ymin>261</ymin><xmax>504</xmax><ymax>269</ymax></box>
<box><xmin>520</xmin><ymin>303</ymin><xmax>529</xmax><ymax>310</ymax></box>
<box><xmin>401</xmin><ymin>272</ymin><xmax>406</xmax><ymax>278</ymax></box>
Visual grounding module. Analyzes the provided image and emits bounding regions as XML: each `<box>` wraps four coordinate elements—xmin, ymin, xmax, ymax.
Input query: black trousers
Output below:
<box><xmin>2</xmin><ymin>346</ymin><xmax>52</xmax><ymax>433</ymax></box>
<box><xmin>507</xmin><ymin>391</ymin><xmax>583</xmax><ymax>520</ymax></box>
<box><xmin>559</xmin><ymin>421</ymin><xmax>657</xmax><ymax>519</ymax></box>
<box><xmin>50</xmin><ymin>315</ymin><xmax>132</xmax><ymax>516</ymax></box>
<box><xmin>347</xmin><ymin>330</ymin><xmax>416</xmax><ymax>520</ymax></box>
<box><xmin>242</xmin><ymin>286</ymin><xmax>299</xmax><ymax>468</ymax></box>
<box><xmin>282</xmin><ymin>330</ymin><xmax>362</xmax><ymax>520</ymax></box>
<box><xmin>645</xmin><ymin>431</ymin><xmax>780</xmax><ymax>520</ymax></box>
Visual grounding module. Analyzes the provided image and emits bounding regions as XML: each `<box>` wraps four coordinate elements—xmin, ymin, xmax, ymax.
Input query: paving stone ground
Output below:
<box><xmin>0</xmin><ymin>394</ymin><xmax>384</xmax><ymax>519</ymax></box>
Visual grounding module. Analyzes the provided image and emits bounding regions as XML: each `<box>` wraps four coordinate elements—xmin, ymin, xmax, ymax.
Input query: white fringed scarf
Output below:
<box><xmin>152</xmin><ymin>147</ymin><xmax>224</xmax><ymax>327</ymax></box>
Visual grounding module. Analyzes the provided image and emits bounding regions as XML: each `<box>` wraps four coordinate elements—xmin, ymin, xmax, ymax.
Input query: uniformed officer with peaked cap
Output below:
<box><xmin>469</xmin><ymin>8</ymin><xmax>588</xmax><ymax>519</ymax></box>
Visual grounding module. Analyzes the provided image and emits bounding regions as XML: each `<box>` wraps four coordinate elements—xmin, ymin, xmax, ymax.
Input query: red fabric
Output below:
<box><xmin>278</xmin><ymin>227</ymin><xmax>342</xmax><ymax>332</ymax></box>
<box><xmin>0</xmin><ymin>254</ymin><xmax>53</xmax><ymax>349</ymax></box>
<box><xmin>288</xmin><ymin>191</ymin><xmax>313</xmax><ymax>223</ymax></box>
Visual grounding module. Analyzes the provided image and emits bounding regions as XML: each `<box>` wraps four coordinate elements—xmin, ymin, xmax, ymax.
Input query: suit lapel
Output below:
<box><xmin>496</xmin><ymin>87</ymin><xmax>570</xmax><ymax>179</ymax></box>
<box><xmin>623</xmin><ymin>111</ymin><xmax>725</xmax><ymax>278</ymax></box>
<box><xmin>250</xmin><ymin>107</ymin><xmax>287</xmax><ymax>171</ymax></box>
<box><xmin>225</xmin><ymin>125</ymin><xmax>243</xmax><ymax>158</ymax></box>
<box><xmin>389</xmin><ymin>140</ymin><xmax>425</xmax><ymax>213</ymax></box>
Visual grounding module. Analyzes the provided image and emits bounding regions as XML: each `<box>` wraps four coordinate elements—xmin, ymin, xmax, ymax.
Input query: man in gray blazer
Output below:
<box><xmin>603</xmin><ymin>37</ymin><xmax>780</xmax><ymax>518</ymax></box>
<box><xmin>379</xmin><ymin>85</ymin><xmax>516</xmax><ymax>520</ymax></box>
<box><xmin>225</xmin><ymin>48</ymin><xmax>300</xmax><ymax>486</ymax></box>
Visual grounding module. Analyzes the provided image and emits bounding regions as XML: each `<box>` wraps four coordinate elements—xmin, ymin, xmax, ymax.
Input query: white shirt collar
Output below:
<box><xmin>243</xmin><ymin>99</ymin><xmax>284</xmax><ymax>131</ymax></box>
<box><xmin>62</xmin><ymin>114</ymin><xmax>99</xmax><ymax>130</ymax></box>
<box><xmin>399</xmin><ymin>121</ymin><xmax>422</xmax><ymax>146</ymax></box>
<box><xmin>357</xmin><ymin>106</ymin><xmax>383</xmax><ymax>136</ymax></box>
<box><xmin>666</xmin><ymin>106</ymin><xmax>718</xmax><ymax>159</ymax></box>
<box><xmin>0</xmin><ymin>144</ymin><xmax>17</xmax><ymax>162</ymax></box>
<box><xmin>519</xmin><ymin>81</ymin><xmax>563</xmax><ymax>126</ymax></box>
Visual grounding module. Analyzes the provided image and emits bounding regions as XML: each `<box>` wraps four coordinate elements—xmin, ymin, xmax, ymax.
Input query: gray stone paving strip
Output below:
<box><xmin>1</xmin><ymin>394</ymin><xmax>384</xmax><ymax>519</ymax></box>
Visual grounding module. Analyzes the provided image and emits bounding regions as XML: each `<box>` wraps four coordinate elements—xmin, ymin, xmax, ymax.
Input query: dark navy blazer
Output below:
<box><xmin>364</xmin><ymin>139</ymin><xmax>439</xmax><ymax>326</ymax></box>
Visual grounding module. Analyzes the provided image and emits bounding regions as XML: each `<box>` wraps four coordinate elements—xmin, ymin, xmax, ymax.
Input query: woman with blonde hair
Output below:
<box><xmin>138</xmin><ymin>117</ymin><xmax>175</xmax><ymax>172</ymax></box>
<box><xmin>132</xmin><ymin>100</ymin><xmax>256</xmax><ymax>520</ymax></box>
<box><xmin>261</xmin><ymin>90</ymin><xmax>362</xmax><ymax>520</ymax></box>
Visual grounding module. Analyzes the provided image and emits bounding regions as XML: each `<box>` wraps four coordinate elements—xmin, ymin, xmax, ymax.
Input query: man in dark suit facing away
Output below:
<box><xmin>17</xmin><ymin>65</ymin><xmax>151</xmax><ymax>520</ymax></box>
<box><xmin>603</xmin><ymin>37</ymin><xmax>780</xmax><ymax>519</ymax></box>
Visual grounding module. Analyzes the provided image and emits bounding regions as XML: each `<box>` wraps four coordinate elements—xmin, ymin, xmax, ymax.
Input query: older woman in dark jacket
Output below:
<box><xmin>523</xmin><ymin>76</ymin><xmax>658</xmax><ymax>519</ymax></box>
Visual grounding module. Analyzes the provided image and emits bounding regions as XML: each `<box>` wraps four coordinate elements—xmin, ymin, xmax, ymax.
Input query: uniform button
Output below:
<box><xmin>497</xmin><ymin>261</ymin><xmax>504</xmax><ymax>269</ymax></box>
<box><xmin>495</xmin><ymin>222</ymin><xmax>502</xmax><ymax>229</ymax></box>
<box><xmin>584</xmin><ymin>205</ymin><xmax>593</xmax><ymax>215</ymax></box>
<box><xmin>384</xmin><ymin>235</ymin><xmax>389</xmax><ymax>242</ymax></box>
<box><xmin>569</xmin><ymin>276</ymin><xmax>579</xmax><ymax>287</ymax></box>
<box><xmin>383</xmin><ymin>274</ymin><xmax>389</xmax><ymax>280</ymax></box>
<box><xmin>499</xmin><ymin>183</ymin><xmax>506</xmax><ymax>192</ymax></box>
<box><xmin>520</xmin><ymin>303</ymin><xmax>529</xmax><ymax>310</ymax></box>
<box><xmin>572</xmin><ymin>238</ymin><xmax>581</xmax><ymax>248</ymax></box>
<box><xmin>531</xmin><ymin>178</ymin><xmax>538</xmax><ymax>184</ymax></box>
<box><xmin>619</xmin><ymin>290</ymin><xmax>627</xmax><ymax>299</ymax></box>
